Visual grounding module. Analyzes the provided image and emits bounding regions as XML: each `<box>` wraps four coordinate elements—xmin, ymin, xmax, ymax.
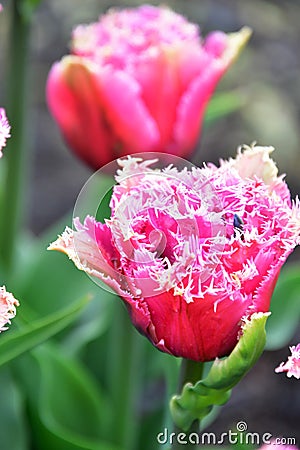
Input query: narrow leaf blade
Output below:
<box><xmin>0</xmin><ymin>296</ymin><xmax>89</xmax><ymax>367</ymax></box>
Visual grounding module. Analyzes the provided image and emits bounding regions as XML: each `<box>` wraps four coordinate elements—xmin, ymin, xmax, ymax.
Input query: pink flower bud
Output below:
<box><xmin>275</xmin><ymin>343</ymin><xmax>300</xmax><ymax>379</ymax></box>
<box><xmin>46</xmin><ymin>5</ymin><xmax>251</xmax><ymax>169</ymax></box>
<box><xmin>49</xmin><ymin>145</ymin><xmax>300</xmax><ymax>361</ymax></box>
<box><xmin>0</xmin><ymin>286</ymin><xmax>19</xmax><ymax>332</ymax></box>
<box><xmin>0</xmin><ymin>108</ymin><xmax>11</xmax><ymax>157</ymax></box>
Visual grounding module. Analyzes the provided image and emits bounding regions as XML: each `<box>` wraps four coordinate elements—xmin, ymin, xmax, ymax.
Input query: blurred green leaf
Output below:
<box><xmin>170</xmin><ymin>312</ymin><xmax>269</xmax><ymax>431</ymax></box>
<box><xmin>136</xmin><ymin>405</ymin><xmax>165</xmax><ymax>450</ymax></box>
<box><xmin>33</xmin><ymin>345</ymin><xmax>120</xmax><ymax>450</ymax></box>
<box><xmin>16</xmin><ymin>248</ymin><xmax>97</xmax><ymax>319</ymax></box>
<box><xmin>0</xmin><ymin>295</ymin><xmax>89</xmax><ymax>367</ymax></box>
<box><xmin>61</xmin><ymin>291</ymin><xmax>115</xmax><ymax>357</ymax></box>
<box><xmin>9</xmin><ymin>177</ymin><xmax>116</xmax><ymax>357</ymax></box>
<box><xmin>0</xmin><ymin>367</ymin><xmax>28</xmax><ymax>450</ymax></box>
<box><xmin>12</xmin><ymin>232</ymin><xmax>115</xmax><ymax>354</ymax></box>
<box><xmin>0</xmin><ymin>161</ymin><xmax>7</xmax><ymax>233</ymax></box>
<box><xmin>205</xmin><ymin>90</ymin><xmax>246</xmax><ymax>126</ymax></box>
<box><xmin>161</xmin><ymin>351</ymin><xmax>181</xmax><ymax>435</ymax></box>
<box><xmin>14</xmin><ymin>173</ymin><xmax>115</xmax><ymax>321</ymax></box>
<box><xmin>17</xmin><ymin>0</ymin><xmax>41</xmax><ymax>22</ymax></box>
<box><xmin>266</xmin><ymin>264</ymin><xmax>300</xmax><ymax>350</ymax></box>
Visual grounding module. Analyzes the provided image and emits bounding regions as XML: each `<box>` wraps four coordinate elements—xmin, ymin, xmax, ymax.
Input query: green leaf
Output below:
<box><xmin>204</xmin><ymin>90</ymin><xmax>246</xmax><ymax>126</ymax></box>
<box><xmin>61</xmin><ymin>291</ymin><xmax>114</xmax><ymax>357</ymax></box>
<box><xmin>0</xmin><ymin>295</ymin><xmax>89</xmax><ymax>367</ymax></box>
<box><xmin>266</xmin><ymin>264</ymin><xmax>300</xmax><ymax>350</ymax></box>
<box><xmin>14</xmin><ymin>173</ymin><xmax>115</xmax><ymax>321</ymax></box>
<box><xmin>33</xmin><ymin>345</ymin><xmax>120</xmax><ymax>450</ymax></box>
<box><xmin>0</xmin><ymin>367</ymin><xmax>28</xmax><ymax>450</ymax></box>
<box><xmin>16</xmin><ymin>247</ymin><xmax>97</xmax><ymax>319</ymax></box>
<box><xmin>13</xmin><ymin>235</ymin><xmax>115</xmax><ymax>353</ymax></box>
<box><xmin>17</xmin><ymin>0</ymin><xmax>41</xmax><ymax>22</ymax></box>
<box><xmin>170</xmin><ymin>312</ymin><xmax>270</xmax><ymax>431</ymax></box>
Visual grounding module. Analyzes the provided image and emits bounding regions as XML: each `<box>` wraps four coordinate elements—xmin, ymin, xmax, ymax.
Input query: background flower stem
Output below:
<box><xmin>107</xmin><ymin>301</ymin><xmax>143</xmax><ymax>450</ymax></box>
<box><xmin>171</xmin><ymin>359</ymin><xmax>204</xmax><ymax>449</ymax></box>
<box><xmin>178</xmin><ymin>358</ymin><xmax>204</xmax><ymax>387</ymax></box>
<box><xmin>0</xmin><ymin>1</ymin><xmax>31</xmax><ymax>272</ymax></box>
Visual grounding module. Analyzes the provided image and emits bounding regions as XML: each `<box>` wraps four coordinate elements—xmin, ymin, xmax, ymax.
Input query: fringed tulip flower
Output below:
<box><xmin>275</xmin><ymin>344</ymin><xmax>300</xmax><ymax>379</ymax></box>
<box><xmin>0</xmin><ymin>108</ymin><xmax>10</xmax><ymax>157</ymax></box>
<box><xmin>49</xmin><ymin>145</ymin><xmax>300</xmax><ymax>361</ymax></box>
<box><xmin>46</xmin><ymin>5</ymin><xmax>251</xmax><ymax>169</ymax></box>
<box><xmin>0</xmin><ymin>286</ymin><xmax>19</xmax><ymax>332</ymax></box>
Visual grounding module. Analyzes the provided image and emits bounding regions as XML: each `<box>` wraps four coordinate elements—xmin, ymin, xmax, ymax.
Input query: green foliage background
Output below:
<box><xmin>0</xmin><ymin>1</ymin><xmax>299</xmax><ymax>449</ymax></box>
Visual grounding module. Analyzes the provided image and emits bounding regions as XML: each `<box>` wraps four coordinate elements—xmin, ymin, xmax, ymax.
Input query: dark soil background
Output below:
<box><xmin>0</xmin><ymin>0</ymin><xmax>299</xmax><ymax>445</ymax></box>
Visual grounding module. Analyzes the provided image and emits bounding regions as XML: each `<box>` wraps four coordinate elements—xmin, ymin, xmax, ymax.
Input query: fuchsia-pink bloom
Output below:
<box><xmin>46</xmin><ymin>5</ymin><xmax>250</xmax><ymax>169</ymax></box>
<box><xmin>0</xmin><ymin>108</ymin><xmax>10</xmax><ymax>157</ymax></box>
<box><xmin>275</xmin><ymin>344</ymin><xmax>300</xmax><ymax>379</ymax></box>
<box><xmin>49</xmin><ymin>145</ymin><xmax>300</xmax><ymax>361</ymax></box>
<box><xmin>0</xmin><ymin>286</ymin><xmax>19</xmax><ymax>332</ymax></box>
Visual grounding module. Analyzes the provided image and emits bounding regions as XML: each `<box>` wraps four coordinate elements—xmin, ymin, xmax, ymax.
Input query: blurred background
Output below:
<box><xmin>4</xmin><ymin>0</ymin><xmax>300</xmax><ymax>236</ymax></box>
<box><xmin>0</xmin><ymin>0</ymin><xmax>299</xmax><ymax>446</ymax></box>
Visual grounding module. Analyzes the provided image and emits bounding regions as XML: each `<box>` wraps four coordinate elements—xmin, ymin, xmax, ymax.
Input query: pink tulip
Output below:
<box><xmin>0</xmin><ymin>108</ymin><xmax>11</xmax><ymax>157</ymax></box>
<box><xmin>46</xmin><ymin>5</ymin><xmax>251</xmax><ymax>169</ymax></box>
<box><xmin>49</xmin><ymin>145</ymin><xmax>300</xmax><ymax>361</ymax></box>
<box><xmin>0</xmin><ymin>286</ymin><xmax>19</xmax><ymax>332</ymax></box>
<box><xmin>275</xmin><ymin>343</ymin><xmax>300</xmax><ymax>379</ymax></box>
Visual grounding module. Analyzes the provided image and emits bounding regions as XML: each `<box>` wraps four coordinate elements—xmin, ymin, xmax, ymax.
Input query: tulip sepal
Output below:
<box><xmin>170</xmin><ymin>312</ymin><xmax>270</xmax><ymax>431</ymax></box>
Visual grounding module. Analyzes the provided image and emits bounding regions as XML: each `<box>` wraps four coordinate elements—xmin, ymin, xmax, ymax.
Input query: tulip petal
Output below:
<box><xmin>134</xmin><ymin>49</ymin><xmax>182</xmax><ymax>149</ymax></box>
<box><xmin>100</xmin><ymin>68</ymin><xmax>160</xmax><ymax>153</ymax></box>
<box><xmin>141</xmin><ymin>289</ymin><xmax>253</xmax><ymax>361</ymax></box>
<box><xmin>46</xmin><ymin>57</ymin><xmax>114</xmax><ymax>167</ymax></box>
<box><xmin>174</xmin><ymin>27</ymin><xmax>252</xmax><ymax>154</ymax></box>
<box><xmin>174</xmin><ymin>65</ymin><xmax>224</xmax><ymax>154</ymax></box>
<box><xmin>170</xmin><ymin>312</ymin><xmax>270</xmax><ymax>430</ymax></box>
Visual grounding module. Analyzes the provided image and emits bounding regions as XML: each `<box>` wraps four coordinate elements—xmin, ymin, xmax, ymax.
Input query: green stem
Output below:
<box><xmin>178</xmin><ymin>358</ymin><xmax>204</xmax><ymax>387</ymax></box>
<box><xmin>107</xmin><ymin>301</ymin><xmax>142</xmax><ymax>450</ymax></box>
<box><xmin>171</xmin><ymin>359</ymin><xmax>204</xmax><ymax>450</ymax></box>
<box><xmin>0</xmin><ymin>1</ymin><xmax>31</xmax><ymax>272</ymax></box>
